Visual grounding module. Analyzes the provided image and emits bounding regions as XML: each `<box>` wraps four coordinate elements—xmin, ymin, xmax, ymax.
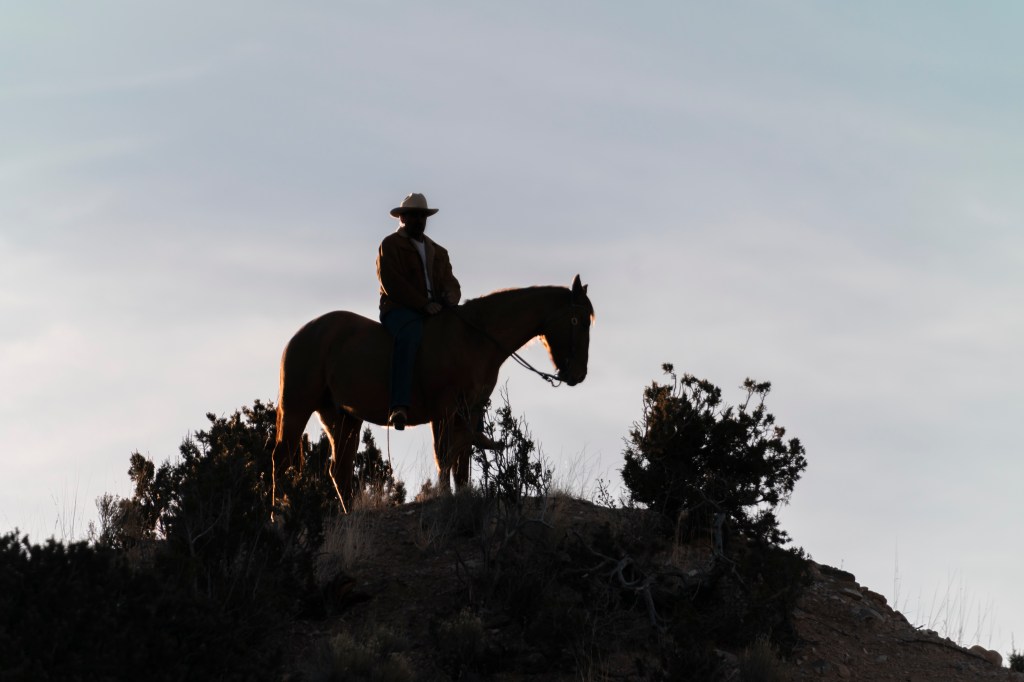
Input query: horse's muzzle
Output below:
<box><xmin>560</xmin><ymin>370</ymin><xmax>587</xmax><ymax>386</ymax></box>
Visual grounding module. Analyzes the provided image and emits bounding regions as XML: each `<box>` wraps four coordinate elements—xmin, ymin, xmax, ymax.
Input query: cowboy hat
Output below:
<box><xmin>390</xmin><ymin>192</ymin><xmax>439</xmax><ymax>217</ymax></box>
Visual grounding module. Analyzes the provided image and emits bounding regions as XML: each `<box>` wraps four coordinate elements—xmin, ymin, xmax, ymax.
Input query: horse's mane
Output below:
<box><xmin>463</xmin><ymin>285</ymin><xmax>563</xmax><ymax>307</ymax></box>
<box><xmin>461</xmin><ymin>285</ymin><xmax>595</xmax><ymax>324</ymax></box>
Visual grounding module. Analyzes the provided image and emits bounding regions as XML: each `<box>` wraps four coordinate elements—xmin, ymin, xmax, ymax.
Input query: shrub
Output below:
<box><xmin>16</xmin><ymin>399</ymin><xmax>405</xmax><ymax>680</ymax></box>
<box><xmin>475</xmin><ymin>390</ymin><xmax>552</xmax><ymax>506</ymax></box>
<box><xmin>738</xmin><ymin>634</ymin><xmax>790</xmax><ymax>682</ymax></box>
<box><xmin>0</xmin><ymin>531</ymin><xmax>276</xmax><ymax>680</ymax></box>
<box><xmin>621</xmin><ymin>364</ymin><xmax>807</xmax><ymax>546</ymax></box>
<box><xmin>109</xmin><ymin>402</ymin><xmax>318</xmax><ymax>611</ymax></box>
<box><xmin>351</xmin><ymin>427</ymin><xmax>407</xmax><ymax>506</ymax></box>
<box><xmin>303</xmin><ymin>426</ymin><xmax>406</xmax><ymax>511</ymax></box>
<box><xmin>434</xmin><ymin>609</ymin><xmax>488</xmax><ymax>676</ymax></box>
<box><xmin>1009</xmin><ymin>647</ymin><xmax>1024</xmax><ymax>672</ymax></box>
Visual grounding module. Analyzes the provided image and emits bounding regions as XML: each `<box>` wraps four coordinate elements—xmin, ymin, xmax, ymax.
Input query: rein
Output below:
<box><xmin>449</xmin><ymin>292</ymin><xmax>587</xmax><ymax>388</ymax></box>
<box><xmin>510</xmin><ymin>346</ymin><xmax>564</xmax><ymax>387</ymax></box>
<box><xmin>448</xmin><ymin>305</ymin><xmax>562</xmax><ymax>386</ymax></box>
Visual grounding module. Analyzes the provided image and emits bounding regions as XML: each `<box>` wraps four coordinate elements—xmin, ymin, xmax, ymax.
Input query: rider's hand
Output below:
<box><xmin>424</xmin><ymin>302</ymin><xmax>443</xmax><ymax>315</ymax></box>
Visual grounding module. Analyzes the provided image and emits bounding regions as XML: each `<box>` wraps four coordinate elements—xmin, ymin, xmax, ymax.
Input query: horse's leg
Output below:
<box><xmin>271</xmin><ymin>401</ymin><xmax>312</xmax><ymax>515</ymax></box>
<box><xmin>318</xmin><ymin>405</ymin><xmax>361</xmax><ymax>514</ymax></box>
<box><xmin>431</xmin><ymin>419</ymin><xmax>454</xmax><ymax>493</ymax></box>
<box><xmin>431</xmin><ymin>415</ymin><xmax>474</xmax><ymax>492</ymax></box>
<box><xmin>451</xmin><ymin>416</ymin><xmax>475</xmax><ymax>490</ymax></box>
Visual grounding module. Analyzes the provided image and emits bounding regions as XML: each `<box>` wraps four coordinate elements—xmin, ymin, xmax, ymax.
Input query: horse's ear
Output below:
<box><xmin>571</xmin><ymin>274</ymin><xmax>584</xmax><ymax>296</ymax></box>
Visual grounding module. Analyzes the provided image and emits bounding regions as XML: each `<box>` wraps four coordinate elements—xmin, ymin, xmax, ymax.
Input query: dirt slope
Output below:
<box><xmin>789</xmin><ymin>562</ymin><xmax>1015</xmax><ymax>681</ymax></box>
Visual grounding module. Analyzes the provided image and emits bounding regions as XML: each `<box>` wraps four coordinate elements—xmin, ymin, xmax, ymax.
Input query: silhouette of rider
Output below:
<box><xmin>376</xmin><ymin>193</ymin><xmax>460</xmax><ymax>430</ymax></box>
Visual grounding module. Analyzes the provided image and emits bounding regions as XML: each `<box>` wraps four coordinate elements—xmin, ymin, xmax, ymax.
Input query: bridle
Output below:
<box><xmin>453</xmin><ymin>290</ymin><xmax>590</xmax><ymax>388</ymax></box>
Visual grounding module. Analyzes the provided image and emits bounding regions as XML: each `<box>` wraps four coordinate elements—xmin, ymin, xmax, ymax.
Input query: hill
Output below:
<box><xmin>3</xmin><ymin>488</ymin><xmax>1019</xmax><ymax>680</ymax></box>
<box><xmin>280</xmin><ymin>493</ymin><xmax>1019</xmax><ymax>681</ymax></box>
<box><xmin>6</xmin><ymin>393</ymin><xmax>1018</xmax><ymax>681</ymax></box>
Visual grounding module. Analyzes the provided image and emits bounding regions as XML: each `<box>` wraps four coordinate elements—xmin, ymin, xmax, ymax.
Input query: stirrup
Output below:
<box><xmin>389</xmin><ymin>408</ymin><xmax>407</xmax><ymax>431</ymax></box>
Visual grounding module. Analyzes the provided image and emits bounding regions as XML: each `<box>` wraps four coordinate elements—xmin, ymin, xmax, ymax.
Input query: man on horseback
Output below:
<box><xmin>377</xmin><ymin>192</ymin><xmax>460</xmax><ymax>430</ymax></box>
<box><xmin>270</xmin><ymin>221</ymin><xmax>590</xmax><ymax>508</ymax></box>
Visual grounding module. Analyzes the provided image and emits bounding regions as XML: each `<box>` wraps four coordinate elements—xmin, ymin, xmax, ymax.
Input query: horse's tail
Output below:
<box><xmin>270</xmin><ymin>334</ymin><xmax>312</xmax><ymax>509</ymax></box>
<box><xmin>273</xmin><ymin>317</ymin><xmax>328</xmax><ymax>453</ymax></box>
<box><xmin>274</xmin><ymin>347</ymin><xmax>287</xmax><ymax>445</ymax></box>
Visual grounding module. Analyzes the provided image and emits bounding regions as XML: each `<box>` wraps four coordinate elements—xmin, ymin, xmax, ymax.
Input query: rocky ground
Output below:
<box><xmin>789</xmin><ymin>563</ymin><xmax>1016</xmax><ymax>681</ymax></box>
<box><xmin>283</xmin><ymin>495</ymin><xmax>1021</xmax><ymax>681</ymax></box>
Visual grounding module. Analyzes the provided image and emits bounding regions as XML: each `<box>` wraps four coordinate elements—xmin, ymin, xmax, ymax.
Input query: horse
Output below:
<box><xmin>270</xmin><ymin>274</ymin><xmax>594</xmax><ymax>512</ymax></box>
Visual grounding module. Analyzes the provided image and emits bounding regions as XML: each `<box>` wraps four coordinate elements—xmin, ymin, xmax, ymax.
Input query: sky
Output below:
<box><xmin>3</xmin><ymin>0</ymin><xmax>1023</xmax><ymax>657</ymax></box>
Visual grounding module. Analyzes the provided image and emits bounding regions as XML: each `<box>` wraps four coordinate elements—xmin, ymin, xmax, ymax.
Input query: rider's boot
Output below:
<box><xmin>389</xmin><ymin>407</ymin><xmax>408</xmax><ymax>431</ymax></box>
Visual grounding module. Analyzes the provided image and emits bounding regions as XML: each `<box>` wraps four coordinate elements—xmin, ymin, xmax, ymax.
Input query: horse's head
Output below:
<box><xmin>541</xmin><ymin>275</ymin><xmax>594</xmax><ymax>386</ymax></box>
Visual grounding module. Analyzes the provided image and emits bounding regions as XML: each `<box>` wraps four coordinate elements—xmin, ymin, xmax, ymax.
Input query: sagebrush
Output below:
<box><xmin>622</xmin><ymin>363</ymin><xmax>807</xmax><ymax>546</ymax></box>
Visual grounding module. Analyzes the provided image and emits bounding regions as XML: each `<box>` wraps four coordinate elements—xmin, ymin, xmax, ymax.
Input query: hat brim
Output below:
<box><xmin>391</xmin><ymin>207</ymin><xmax>439</xmax><ymax>217</ymax></box>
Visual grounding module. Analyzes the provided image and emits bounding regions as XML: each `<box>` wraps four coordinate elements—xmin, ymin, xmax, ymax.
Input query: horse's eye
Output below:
<box><xmin>571</xmin><ymin>317</ymin><xmax>579</xmax><ymax>326</ymax></box>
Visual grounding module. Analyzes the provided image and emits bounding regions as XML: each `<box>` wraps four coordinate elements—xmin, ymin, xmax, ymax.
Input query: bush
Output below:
<box><xmin>93</xmin><ymin>400</ymin><xmax>281</xmax><ymax>546</ymax></box>
<box><xmin>300</xmin><ymin>425</ymin><xmax>406</xmax><ymax>512</ymax></box>
<box><xmin>103</xmin><ymin>401</ymin><xmax>317</xmax><ymax>612</ymax></box>
<box><xmin>475</xmin><ymin>390</ymin><xmax>552</xmax><ymax>506</ymax></box>
<box><xmin>351</xmin><ymin>427</ymin><xmax>407</xmax><ymax>507</ymax></box>
<box><xmin>1009</xmin><ymin>648</ymin><xmax>1024</xmax><ymax>672</ymax></box>
<box><xmin>6</xmin><ymin>399</ymin><xmax>412</xmax><ymax>680</ymax></box>
<box><xmin>621</xmin><ymin>364</ymin><xmax>807</xmax><ymax>546</ymax></box>
<box><xmin>0</xmin><ymin>531</ymin><xmax>276</xmax><ymax>680</ymax></box>
<box><xmin>738</xmin><ymin>634</ymin><xmax>790</xmax><ymax>682</ymax></box>
<box><xmin>434</xmin><ymin>608</ymin><xmax>488</xmax><ymax>675</ymax></box>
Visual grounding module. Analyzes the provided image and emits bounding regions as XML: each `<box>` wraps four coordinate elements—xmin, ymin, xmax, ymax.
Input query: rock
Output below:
<box><xmin>836</xmin><ymin>662</ymin><xmax>851</xmax><ymax>678</ymax></box>
<box><xmin>969</xmin><ymin>644</ymin><xmax>1003</xmax><ymax>667</ymax></box>
<box><xmin>714</xmin><ymin>648</ymin><xmax>739</xmax><ymax>667</ymax></box>
<box><xmin>840</xmin><ymin>587</ymin><xmax>863</xmax><ymax>601</ymax></box>
<box><xmin>863</xmin><ymin>588</ymin><xmax>888</xmax><ymax>606</ymax></box>
<box><xmin>819</xmin><ymin>564</ymin><xmax>857</xmax><ymax>583</ymax></box>
<box><xmin>854</xmin><ymin>606</ymin><xmax>884</xmax><ymax>625</ymax></box>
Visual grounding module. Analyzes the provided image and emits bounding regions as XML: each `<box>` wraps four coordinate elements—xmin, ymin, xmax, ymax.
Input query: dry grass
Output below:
<box><xmin>894</xmin><ymin>566</ymin><xmax>999</xmax><ymax>649</ymax></box>
<box><xmin>413</xmin><ymin>478</ymin><xmax>445</xmax><ymax>504</ymax></box>
<box><xmin>303</xmin><ymin>627</ymin><xmax>414</xmax><ymax>682</ymax></box>
<box><xmin>315</xmin><ymin>510</ymin><xmax>375</xmax><ymax>584</ymax></box>
<box><xmin>412</xmin><ymin>486</ymin><xmax>490</xmax><ymax>553</ymax></box>
<box><xmin>413</xmin><ymin>506</ymin><xmax>453</xmax><ymax>553</ymax></box>
<box><xmin>738</xmin><ymin>634</ymin><xmax>790</xmax><ymax>682</ymax></box>
<box><xmin>572</xmin><ymin>642</ymin><xmax>609</xmax><ymax>682</ymax></box>
<box><xmin>349</xmin><ymin>483</ymin><xmax>405</xmax><ymax>512</ymax></box>
<box><xmin>435</xmin><ymin>608</ymin><xmax>486</xmax><ymax>668</ymax></box>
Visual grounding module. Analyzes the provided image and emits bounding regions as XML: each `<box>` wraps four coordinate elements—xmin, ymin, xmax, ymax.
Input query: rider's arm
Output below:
<box><xmin>432</xmin><ymin>244</ymin><xmax>461</xmax><ymax>306</ymax></box>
